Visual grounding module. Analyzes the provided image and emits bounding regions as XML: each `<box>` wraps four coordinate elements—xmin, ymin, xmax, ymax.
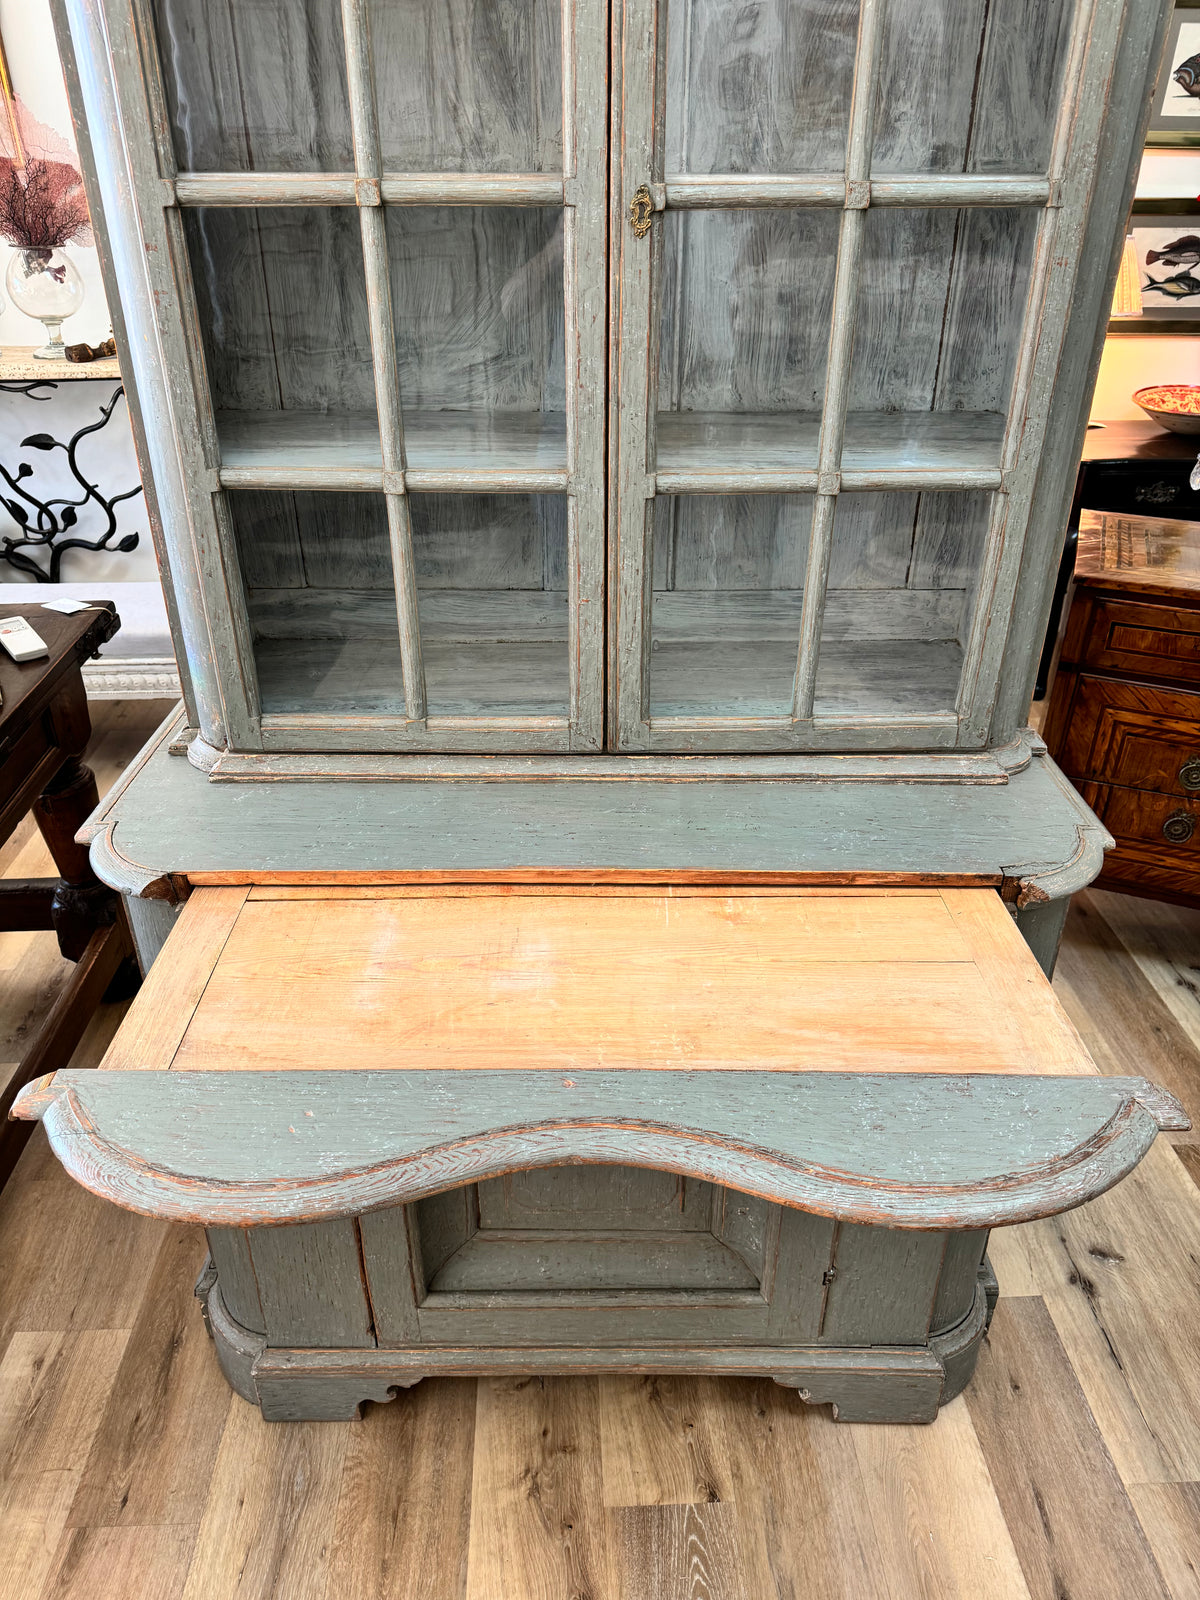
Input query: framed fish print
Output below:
<box><xmin>1148</xmin><ymin>0</ymin><xmax>1200</xmax><ymax>146</ymax></box>
<box><xmin>1109</xmin><ymin>201</ymin><xmax>1200</xmax><ymax>334</ymax></box>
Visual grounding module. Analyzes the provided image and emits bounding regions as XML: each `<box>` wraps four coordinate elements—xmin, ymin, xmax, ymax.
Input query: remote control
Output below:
<box><xmin>0</xmin><ymin>615</ymin><xmax>50</xmax><ymax>662</ymax></box>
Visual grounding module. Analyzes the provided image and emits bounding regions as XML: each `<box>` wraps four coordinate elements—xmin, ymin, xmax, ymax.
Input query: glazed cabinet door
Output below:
<box><xmin>74</xmin><ymin>0</ymin><xmax>608</xmax><ymax>753</ymax></box>
<box><xmin>609</xmin><ymin>0</ymin><xmax>1128</xmax><ymax>752</ymax></box>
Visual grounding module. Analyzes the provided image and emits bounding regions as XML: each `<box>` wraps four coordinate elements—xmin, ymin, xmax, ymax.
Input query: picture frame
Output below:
<box><xmin>1147</xmin><ymin>0</ymin><xmax>1200</xmax><ymax>147</ymax></box>
<box><xmin>1108</xmin><ymin>199</ymin><xmax>1200</xmax><ymax>335</ymax></box>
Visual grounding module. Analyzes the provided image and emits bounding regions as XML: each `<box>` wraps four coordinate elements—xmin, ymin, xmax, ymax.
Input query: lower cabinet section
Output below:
<box><xmin>201</xmin><ymin>1166</ymin><xmax>994</xmax><ymax>1425</ymax></box>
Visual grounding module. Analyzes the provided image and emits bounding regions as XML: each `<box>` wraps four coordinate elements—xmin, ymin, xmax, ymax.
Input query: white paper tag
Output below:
<box><xmin>40</xmin><ymin>598</ymin><xmax>94</xmax><ymax>614</ymax></box>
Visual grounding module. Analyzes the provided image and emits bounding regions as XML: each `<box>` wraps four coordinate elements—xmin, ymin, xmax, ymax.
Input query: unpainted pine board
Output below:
<box><xmin>99</xmin><ymin>886</ymin><xmax>249</xmax><ymax>1073</ymax></box>
<box><xmin>1050</xmin><ymin>893</ymin><xmax>1200</xmax><ymax>1134</ymax></box>
<box><xmin>67</xmin><ymin>1226</ymin><xmax>231</xmax><ymax>1529</ymax></box>
<box><xmin>0</xmin><ymin>1330</ymin><xmax>130</xmax><ymax>1600</ymax></box>
<box><xmin>464</xmin><ymin>1376</ymin><xmax>609</xmax><ymax>1600</ymax></box>
<box><xmin>1129</xmin><ymin>1484</ymin><xmax>1200</xmax><ymax>1600</ymax></box>
<box><xmin>38</xmin><ymin>1524</ymin><xmax>195</xmax><ymax>1600</ymax></box>
<box><xmin>848</xmin><ymin>1396</ymin><xmax>1033</xmax><ymax>1600</ymax></box>
<box><xmin>598</xmin><ymin>1376</ymin><xmax>735</xmax><ymax>1508</ymax></box>
<box><xmin>966</xmin><ymin>1297</ymin><xmax>1172</xmax><ymax>1600</ymax></box>
<box><xmin>0</xmin><ymin>1130</ymin><xmax>166</xmax><ymax>1349</ymax></box>
<box><xmin>178</xmin><ymin>1401</ymin><xmax>349</xmax><ymax>1600</ymax></box>
<box><xmin>608</xmin><ymin>1499</ymin><xmax>760</xmax><ymax>1600</ymax></box>
<box><xmin>326</xmin><ymin>1379</ymin><xmax>476</xmax><ymax>1600</ymax></box>
<box><xmin>946</xmin><ymin>891</ymin><xmax>1096</xmax><ymax>1078</ymax></box>
<box><xmin>1085</xmin><ymin>889</ymin><xmax>1200</xmax><ymax>1056</ymax></box>
<box><xmin>169</xmin><ymin>889</ymin><xmax>1096</xmax><ymax>1077</ymax></box>
<box><xmin>247</xmin><ymin>885</ymin><xmax>944</xmax><ymax>900</ymax></box>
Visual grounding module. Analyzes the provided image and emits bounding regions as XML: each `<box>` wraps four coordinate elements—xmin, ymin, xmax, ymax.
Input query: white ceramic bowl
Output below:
<box><xmin>1133</xmin><ymin>385</ymin><xmax>1200</xmax><ymax>435</ymax></box>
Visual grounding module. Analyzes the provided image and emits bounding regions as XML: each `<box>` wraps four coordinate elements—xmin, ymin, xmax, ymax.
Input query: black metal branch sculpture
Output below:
<box><xmin>0</xmin><ymin>383</ymin><xmax>142</xmax><ymax>582</ymax></box>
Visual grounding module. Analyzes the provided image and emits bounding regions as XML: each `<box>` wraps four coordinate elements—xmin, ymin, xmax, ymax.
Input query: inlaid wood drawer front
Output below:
<box><xmin>1073</xmin><ymin>596</ymin><xmax>1200</xmax><ymax>682</ymax></box>
<box><xmin>1079</xmin><ymin>783</ymin><xmax>1200</xmax><ymax>866</ymax></box>
<box><xmin>1059</xmin><ymin>677</ymin><xmax>1200</xmax><ymax>797</ymax></box>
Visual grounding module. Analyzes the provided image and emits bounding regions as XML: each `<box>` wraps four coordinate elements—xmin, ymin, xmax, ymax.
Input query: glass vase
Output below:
<box><xmin>5</xmin><ymin>247</ymin><xmax>85</xmax><ymax>359</ymax></box>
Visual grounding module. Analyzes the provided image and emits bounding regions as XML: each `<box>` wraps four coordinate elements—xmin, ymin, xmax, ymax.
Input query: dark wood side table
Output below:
<box><xmin>0</xmin><ymin>600</ymin><xmax>138</xmax><ymax>1190</ymax></box>
<box><xmin>1043</xmin><ymin>510</ymin><xmax>1200</xmax><ymax>909</ymax></box>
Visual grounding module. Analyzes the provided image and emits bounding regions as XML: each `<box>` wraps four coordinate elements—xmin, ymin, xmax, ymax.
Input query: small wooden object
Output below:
<box><xmin>1044</xmin><ymin>510</ymin><xmax>1200</xmax><ymax>907</ymax></box>
<box><xmin>14</xmin><ymin>885</ymin><xmax>1185</xmax><ymax>1423</ymax></box>
<box><xmin>0</xmin><ymin>600</ymin><xmax>136</xmax><ymax>1190</ymax></box>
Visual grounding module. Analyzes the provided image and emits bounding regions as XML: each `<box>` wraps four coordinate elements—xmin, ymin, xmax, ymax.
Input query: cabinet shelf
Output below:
<box><xmin>655</xmin><ymin>412</ymin><xmax>1007</xmax><ymax>493</ymax></box>
<box><xmin>216</xmin><ymin>410</ymin><xmax>569</xmax><ymax>491</ymax></box>
<box><xmin>216</xmin><ymin>409</ymin><xmax>1004</xmax><ymax>496</ymax></box>
<box><xmin>650</xmin><ymin>638</ymin><xmax>965</xmax><ymax>721</ymax></box>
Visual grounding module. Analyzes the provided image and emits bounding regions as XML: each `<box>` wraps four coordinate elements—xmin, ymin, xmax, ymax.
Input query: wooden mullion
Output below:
<box><xmin>382</xmin><ymin>174</ymin><xmax>563</xmax><ymax>205</ymax></box>
<box><xmin>610</xmin><ymin>0</ymin><xmax>667</xmax><ymax>750</ymax></box>
<box><xmin>562</xmin><ymin>0</ymin><xmax>606</xmax><ymax>750</ymax></box>
<box><xmin>173</xmin><ymin>173</ymin><xmax>565</xmax><ymax>207</ymax></box>
<box><xmin>663</xmin><ymin>174</ymin><xmax>1050</xmax><ymax>210</ymax></box>
<box><xmin>340</xmin><ymin>0</ymin><xmax>426</xmax><ymax>724</ymax></box>
<box><xmin>791</xmin><ymin>0</ymin><xmax>883</xmax><ymax>721</ymax></box>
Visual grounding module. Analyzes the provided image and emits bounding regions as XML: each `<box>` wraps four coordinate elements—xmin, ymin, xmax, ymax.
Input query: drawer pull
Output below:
<box><xmin>1180</xmin><ymin>758</ymin><xmax>1200</xmax><ymax>791</ymax></box>
<box><xmin>1163</xmin><ymin>810</ymin><xmax>1196</xmax><ymax>845</ymax></box>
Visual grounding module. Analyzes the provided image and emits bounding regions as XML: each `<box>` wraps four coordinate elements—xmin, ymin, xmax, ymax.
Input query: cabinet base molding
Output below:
<box><xmin>196</xmin><ymin>1255</ymin><xmax>996</xmax><ymax>1427</ymax></box>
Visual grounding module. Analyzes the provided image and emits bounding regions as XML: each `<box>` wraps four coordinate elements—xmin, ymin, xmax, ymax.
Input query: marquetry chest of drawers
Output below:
<box><xmin>1044</xmin><ymin>510</ymin><xmax>1200</xmax><ymax>907</ymax></box>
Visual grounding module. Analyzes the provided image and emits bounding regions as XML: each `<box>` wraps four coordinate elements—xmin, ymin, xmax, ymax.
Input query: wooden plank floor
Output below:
<box><xmin>1</xmin><ymin>700</ymin><xmax>1199</xmax><ymax>1600</ymax></box>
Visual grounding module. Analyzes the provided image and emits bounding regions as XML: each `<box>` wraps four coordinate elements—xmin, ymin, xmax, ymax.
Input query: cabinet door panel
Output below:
<box><xmin>126</xmin><ymin>0</ymin><xmax>605</xmax><ymax>754</ymax></box>
<box><xmin>612</xmin><ymin>0</ymin><xmax>1125</xmax><ymax>753</ymax></box>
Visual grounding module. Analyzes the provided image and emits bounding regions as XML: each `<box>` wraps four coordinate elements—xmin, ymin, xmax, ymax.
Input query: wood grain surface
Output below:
<box><xmin>2</xmin><ymin>704</ymin><xmax>1199</xmax><ymax>1597</ymax></box>
<box><xmin>113</xmin><ymin>886</ymin><xmax>1099</xmax><ymax>1078</ymax></box>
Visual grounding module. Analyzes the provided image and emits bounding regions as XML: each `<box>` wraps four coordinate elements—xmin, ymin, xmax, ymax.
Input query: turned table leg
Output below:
<box><xmin>32</xmin><ymin>755</ymin><xmax>111</xmax><ymax>962</ymax></box>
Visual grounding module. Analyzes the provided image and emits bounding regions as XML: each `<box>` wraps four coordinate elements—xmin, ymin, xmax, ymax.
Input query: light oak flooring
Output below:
<box><xmin>1</xmin><ymin>700</ymin><xmax>1199</xmax><ymax>1599</ymax></box>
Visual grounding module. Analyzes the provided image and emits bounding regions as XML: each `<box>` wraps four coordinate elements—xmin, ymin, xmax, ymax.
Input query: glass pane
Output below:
<box><xmin>228</xmin><ymin>490</ymin><xmax>405</xmax><ymax>714</ymax></box>
<box><xmin>657</xmin><ymin>209</ymin><xmax>838</xmax><ymax>477</ymax></box>
<box><xmin>368</xmin><ymin>0</ymin><xmax>562</xmax><ymax>172</ymax></box>
<box><xmin>873</xmin><ymin>0</ymin><xmax>1074</xmax><ymax>175</ymax></box>
<box><xmin>185</xmin><ymin>209</ymin><xmax>376</xmax><ymax>455</ymax></box>
<box><xmin>845</xmin><ymin>208</ymin><xmax>1038</xmax><ymax>468</ymax></box>
<box><xmin>648</xmin><ymin>495</ymin><xmax>811</xmax><ymax>719</ymax></box>
<box><xmin>152</xmin><ymin>0</ymin><xmax>353</xmax><ymax>171</ymax></box>
<box><xmin>666</xmin><ymin>0</ymin><xmax>859</xmax><ymax>173</ymax></box>
<box><xmin>388</xmin><ymin>207</ymin><xmax>565</xmax><ymax>451</ymax></box>
<box><xmin>815</xmin><ymin>490</ymin><xmax>993</xmax><ymax>717</ymax></box>
<box><xmin>413</xmin><ymin>493</ymin><xmax>569</xmax><ymax>716</ymax></box>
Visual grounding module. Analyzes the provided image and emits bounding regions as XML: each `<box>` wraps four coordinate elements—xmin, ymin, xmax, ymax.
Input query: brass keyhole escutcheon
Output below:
<box><xmin>1179</xmin><ymin>756</ymin><xmax>1200</xmax><ymax>791</ymax></box>
<box><xmin>1163</xmin><ymin>809</ymin><xmax>1196</xmax><ymax>845</ymax></box>
<box><xmin>629</xmin><ymin>185</ymin><xmax>653</xmax><ymax>238</ymax></box>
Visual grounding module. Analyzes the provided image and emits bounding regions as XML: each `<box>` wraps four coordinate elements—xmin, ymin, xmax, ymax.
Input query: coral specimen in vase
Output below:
<box><xmin>0</xmin><ymin>155</ymin><xmax>92</xmax><ymax>252</ymax></box>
